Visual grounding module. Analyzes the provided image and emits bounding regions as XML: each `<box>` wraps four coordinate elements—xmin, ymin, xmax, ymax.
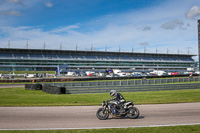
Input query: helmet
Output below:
<box><xmin>110</xmin><ymin>90</ymin><xmax>117</xmax><ymax>97</ymax></box>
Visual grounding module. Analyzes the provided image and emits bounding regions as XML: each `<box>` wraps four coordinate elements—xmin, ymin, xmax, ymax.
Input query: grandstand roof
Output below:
<box><xmin>0</xmin><ymin>48</ymin><xmax>196</xmax><ymax>57</ymax></box>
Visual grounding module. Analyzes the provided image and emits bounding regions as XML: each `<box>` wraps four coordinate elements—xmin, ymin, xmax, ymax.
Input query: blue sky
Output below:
<box><xmin>0</xmin><ymin>0</ymin><xmax>200</xmax><ymax>59</ymax></box>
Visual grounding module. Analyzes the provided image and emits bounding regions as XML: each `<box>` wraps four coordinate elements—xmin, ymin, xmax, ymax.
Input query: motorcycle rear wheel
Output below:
<box><xmin>127</xmin><ymin>107</ymin><xmax>140</xmax><ymax>119</ymax></box>
<box><xmin>96</xmin><ymin>108</ymin><xmax>109</xmax><ymax>120</ymax></box>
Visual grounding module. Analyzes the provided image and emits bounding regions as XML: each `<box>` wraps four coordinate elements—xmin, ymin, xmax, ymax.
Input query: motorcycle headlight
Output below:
<box><xmin>102</xmin><ymin>101</ymin><xmax>105</xmax><ymax>106</ymax></box>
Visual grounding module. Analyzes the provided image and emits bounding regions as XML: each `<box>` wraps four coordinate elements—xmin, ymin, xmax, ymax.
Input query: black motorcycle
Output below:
<box><xmin>96</xmin><ymin>100</ymin><xmax>140</xmax><ymax>120</ymax></box>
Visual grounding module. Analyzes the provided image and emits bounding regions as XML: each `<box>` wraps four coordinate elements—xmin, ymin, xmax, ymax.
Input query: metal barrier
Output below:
<box><xmin>31</xmin><ymin>77</ymin><xmax>200</xmax><ymax>94</ymax></box>
<box><xmin>63</xmin><ymin>83</ymin><xmax>200</xmax><ymax>94</ymax></box>
<box><xmin>47</xmin><ymin>77</ymin><xmax>200</xmax><ymax>87</ymax></box>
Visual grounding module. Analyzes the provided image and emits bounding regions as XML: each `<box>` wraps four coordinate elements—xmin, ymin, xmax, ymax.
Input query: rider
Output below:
<box><xmin>108</xmin><ymin>90</ymin><xmax>126</xmax><ymax>114</ymax></box>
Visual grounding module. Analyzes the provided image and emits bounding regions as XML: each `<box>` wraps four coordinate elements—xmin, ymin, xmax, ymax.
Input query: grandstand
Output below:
<box><xmin>0</xmin><ymin>48</ymin><xmax>196</xmax><ymax>72</ymax></box>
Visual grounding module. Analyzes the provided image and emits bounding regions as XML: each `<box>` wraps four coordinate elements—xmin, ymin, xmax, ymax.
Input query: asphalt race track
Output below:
<box><xmin>0</xmin><ymin>84</ymin><xmax>24</xmax><ymax>88</ymax></box>
<box><xmin>0</xmin><ymin>102</ymin><xmax>200</xmax><ymax>130</ymax></box>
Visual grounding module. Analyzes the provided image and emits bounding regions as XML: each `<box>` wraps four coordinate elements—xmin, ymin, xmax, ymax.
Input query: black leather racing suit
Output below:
<box><xmin>109</xmin><ymin>93</ymin><xmax>126</xmax><ymax>114</ymax></box>
<box><xmin>111</xmin><ymin>93</ymin><xmax>126</xmax><ymax>103</ymax></box>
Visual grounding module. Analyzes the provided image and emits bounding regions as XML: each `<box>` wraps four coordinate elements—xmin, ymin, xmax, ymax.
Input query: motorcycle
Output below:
<box><xmin>96</xmin><ymin>100</ymin><xmax>140</xmax><ymax>120</ymax></box>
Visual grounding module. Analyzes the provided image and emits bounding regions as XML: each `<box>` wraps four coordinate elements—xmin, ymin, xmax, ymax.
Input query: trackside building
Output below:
<box><xmin>0</xmin><ymin>48</ymin><xmax>196</xmax><ymax>72</ymax></box>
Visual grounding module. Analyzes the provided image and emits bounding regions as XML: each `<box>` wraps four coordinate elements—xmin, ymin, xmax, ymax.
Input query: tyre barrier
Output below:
<box><xmin>25</xmin><ymin>84</ymin><xmax>42</xmax><ymax>90</ymax></box>
<box><xmin>25</xmin><ymin>84</ymin><xmax>66</xmax><ymax>94</ymax></box>
<box><xmin>42</xmin><ymin>84</ymin><xmax>66</xmax><ymax>94</ymax></box>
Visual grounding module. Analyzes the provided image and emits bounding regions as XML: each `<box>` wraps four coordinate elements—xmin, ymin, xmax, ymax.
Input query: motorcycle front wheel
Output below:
<box><xmin>96</xmin><ymin>108</ymin><xmax>109</xmax><ymax>120</ymax></box>
<box><xmin>127</xmin><ymin>107</ymin><xmax>140</xmax><ymax>119</ymax></box>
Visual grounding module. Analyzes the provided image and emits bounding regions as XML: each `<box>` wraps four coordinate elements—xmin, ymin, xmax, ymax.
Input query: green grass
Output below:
<box><xmin>0</xmin><ymin>125</ymin><xmax>200</xmax><ymax>133</ymax></box>
<box><xmin>0</xmin><ymin>88</ymin><xmax>200</xmax><ymax>133</ymax></box>
<box><xmin>0</xmin><ymin>87</ymin><xmax>200</xmax><ymax>106</ymax></box>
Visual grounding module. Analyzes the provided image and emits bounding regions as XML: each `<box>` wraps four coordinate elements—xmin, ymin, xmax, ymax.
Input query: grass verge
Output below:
<box><xmin>0</xmin><ymin>87</ymin><xmax>200</xmax><ymax>106</ymax></box>
<box><xmin>0</xmin><ymin>125</ymin><xmax>200</xmax><ymax>133</ymax></box>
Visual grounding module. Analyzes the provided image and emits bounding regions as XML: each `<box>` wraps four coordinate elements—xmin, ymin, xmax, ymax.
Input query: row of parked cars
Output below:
<box><xmin>0</xmin><ymin>69</ymin><xmax>199</xmax><ymax>79</ymax></box>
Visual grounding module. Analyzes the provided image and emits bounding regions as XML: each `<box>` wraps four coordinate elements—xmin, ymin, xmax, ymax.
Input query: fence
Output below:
<box><xmin>48</xmin><ymin>77</ymin><xmax>200</xmax><ymax>87</ymax></box>
<box><xmin>29</xmin><ymin>77</ymin><xmax>200</xmax><ymax>94</ymax></box>
<box><xmin>62</xmin><ymin>83</ymin><xmax>200</xmax><ymax>94</ymax></box>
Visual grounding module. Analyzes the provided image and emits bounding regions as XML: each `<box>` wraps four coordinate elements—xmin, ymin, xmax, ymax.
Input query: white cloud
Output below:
<box><xmin>143</xmin><ymin>26</ymin><xmax>151</xmax><ymax>31</ymax></box>
<box><xmin>0</xmin><ymin>0</ymin><xmax>36</xmax><ymax>16</ymax></box>
<box><xmin>160</xmin><ymin>19</ymin><xmax>186</xmax><ymax>30</ymax></box>
<box><xmin>51</xmin><ymin>25</ymin><xmax>80</xmax><ymax>33</ymax></box>
<box><xmin>6</xmin><ymin>0</ymin><xmax>25</xmax><ymax>6</ymax></box>
<box><xmin>44</xmin><ymin>2</ymin><xmax>53</xmax><ymax>8</ymax></box>
<box><xmin>139</xmin><ymin>42</ymin><xmax>149</xmax><ymax>46</ymax></box>
<box><xmin>0</xmin><ymin>10</ymin><xmax>21</xmax><ymax>16</ymax></box>
<box><xmin>0</xmin><ymin>0</ymin><xmax>199</xmax><ymax>57</ymax></box>
<box><xmin>186</xmin><ymin>5</ymin><xmax>200</xmax><ymax>19</ymax></box>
